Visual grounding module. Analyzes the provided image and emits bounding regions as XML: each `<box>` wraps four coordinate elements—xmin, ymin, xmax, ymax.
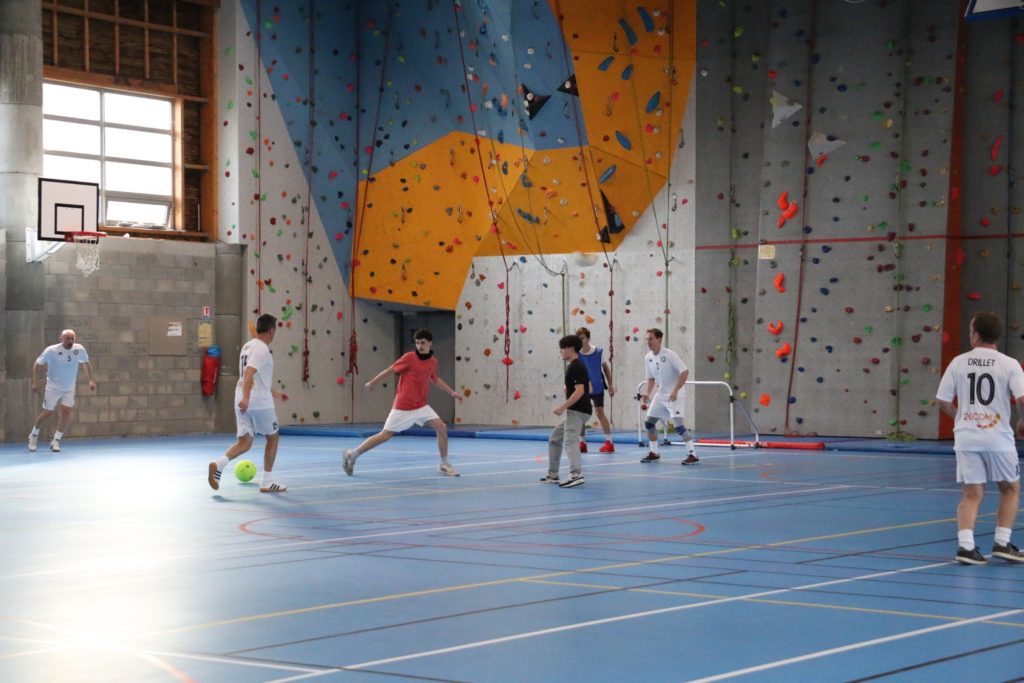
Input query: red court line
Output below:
<box><xmin>696</xmin><ymin>232</ymin><xmax>1021</xmax><ymax>251</ymax></box>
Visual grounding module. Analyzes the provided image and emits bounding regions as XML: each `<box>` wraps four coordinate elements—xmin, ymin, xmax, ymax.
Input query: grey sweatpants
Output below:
<box><xmin>548</xmin><ymin>409</ymin><xmax>587</xmax><ymax>477</ymax></box>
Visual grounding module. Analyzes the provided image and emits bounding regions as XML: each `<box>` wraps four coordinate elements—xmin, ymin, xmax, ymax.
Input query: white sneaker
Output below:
<box><xmin>342</xmin><ymin>448</ymin><xmax>356</xmax><ymax>476</ymax></box>
<box><xmin>438</xmin><ymin>463</ymin><xmax>460</xmax><ymax>477</ymax></box>
<box><xmin>28</xmin><ymin>435</ymin><xmax>37</xmax><ymax>452</ymax></box>
<box><xmin>50</xmin><ymin>439</ymin><xmax>61</xmax><ymax>453</ymax></box>
<box><xmin>259</xmin><ymin>481</ymin><xmax>287</xmax><ymax>493</ymax></box>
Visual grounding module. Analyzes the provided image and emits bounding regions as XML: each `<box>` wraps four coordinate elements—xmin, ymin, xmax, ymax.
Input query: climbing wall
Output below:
<box><xmin>215</xmin><ymin>0</ymin><xmax>1022</xmax><ymax>437</ymax></box>
<box><xmin>695</xmin><ymin>0</ymin><xmax>967</xmax><ymax>438</ymax></box>
<box><xmin>221</xmin><ymin>0</ymin><xmax>397</xmax><ymax>425</ymax></box>
<box><xmin>455</xmin><ymin>76</ymin><xmax>698</xmax><ymax>428</ymax></box>
<box><xmin>960</xmin><ymin>17</ymin><xmax>1024</xmax><ymax>362</ymax></box>
<box><xmin>230</xmin><ymin>0</ymin><xmax>693</xmax><ymax>309</ymax></box>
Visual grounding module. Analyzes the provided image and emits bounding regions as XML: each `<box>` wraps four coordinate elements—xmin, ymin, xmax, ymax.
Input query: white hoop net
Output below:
<box><xmin>70</xmin><ymin>232</ymin><xmax>103</xmax><ymax>277</ymax></box>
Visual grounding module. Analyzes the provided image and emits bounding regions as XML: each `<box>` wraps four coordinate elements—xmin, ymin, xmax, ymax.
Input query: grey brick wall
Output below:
<box><xmin>22</xmin><ymin>236</ymin><xmax>224</xmax><ymax>439</ymax></box>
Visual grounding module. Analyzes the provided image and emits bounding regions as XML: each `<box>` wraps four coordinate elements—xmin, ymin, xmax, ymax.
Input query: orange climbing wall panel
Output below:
<box><xmin>351</xmin><ymin>131</ymin><xmax>519</xmax><ymax>309</ymax></box>
<box><xmin>556</xmin><ymin>0</ymin><xmax>695</xmax><ymax>230</ymax></box>
<box><xmin>475</xmin><ymin>147</ymin><xmax>635</xmax><ymax>256</ymax></box>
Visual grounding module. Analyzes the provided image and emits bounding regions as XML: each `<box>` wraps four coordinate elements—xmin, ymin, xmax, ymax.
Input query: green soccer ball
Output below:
<box><xmin>235</xmin><ymin>459</ymin><xmax>257</xmax><ymax>482</ymax></box>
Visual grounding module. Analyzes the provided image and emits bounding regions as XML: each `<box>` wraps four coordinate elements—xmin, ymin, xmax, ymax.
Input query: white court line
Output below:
<box><xmin>687</xmin><ymin>607</ymin><xmax>1024</xmax><ymax>682</ymax></box>
<box><xmin>0</xmin><ymin>618</ymin><xmax>325</xmax><ymax>675</ymax></box>
<box><xmin>343</xmin><ymin>560</ymin><xmax>959</xmax><ymax>671</ymax></box>
<box><xmin>136</xmin><ymin>647</ymin><xmax>328</xmax><ymax>675</ymax></box>
<box><xmin>4</xmin><ymin>483</ymin><xmax>851</xmax><ymax>581</ymax></box>
<box><xmin>2</xmin><ymin>483</ymin><xmax>853</xmax><ymax>581</ymax></box>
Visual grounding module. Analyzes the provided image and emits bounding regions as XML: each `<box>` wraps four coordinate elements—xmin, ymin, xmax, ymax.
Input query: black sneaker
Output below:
<box><xmin>539</xmin><ymin>473</ymin><xmax>560</xmax><ymax>484</ymax></box>
<box><xmin>640</xmin><ymin>452</ymin><xmax>660</xmax><ymax>463</ymax></box>
<box><xmin>991</xmin><ymin>542</ymin><xmax>1024</xmax><ymax>563</ymax></box>
<box><xmin>681</xmin><ymin>453</ymin><xmax>700</xmax><ymax>466</ymax></box>
<box><xmin>955</xmin><ymin>546</ymin><xmax>987</xmax><ymax>565</ymax></box>
<box><xmin>559</xmin><ymin>474</ymin><xmax>584</xmax><ymax>488</ymax></box>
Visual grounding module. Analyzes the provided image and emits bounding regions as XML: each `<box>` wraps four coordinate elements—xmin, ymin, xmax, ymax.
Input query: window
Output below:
<box><xmin>43</xmin><ymin>82</ymin><xmax>174</xmax><ymax>229</ymax></box>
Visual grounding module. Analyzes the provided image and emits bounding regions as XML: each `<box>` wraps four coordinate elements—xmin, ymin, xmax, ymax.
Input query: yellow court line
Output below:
<box><xmin>140</xmin><ymin>513</ymin><xmax>964</xmax><ymax>637</ymax></box>
<box><xmin>520</xmin><ymin>578</ymin><xmax>1024</xmax><ymax>629</ymax></box>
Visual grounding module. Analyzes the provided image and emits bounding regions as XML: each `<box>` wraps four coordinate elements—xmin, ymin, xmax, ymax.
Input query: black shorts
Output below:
<box><xmin>590</xmin><ymin>392</ymin><xmax>605</xmax><ymax>408</ymax></box>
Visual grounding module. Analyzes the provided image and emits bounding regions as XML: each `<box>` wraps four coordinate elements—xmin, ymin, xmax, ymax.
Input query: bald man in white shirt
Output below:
<box><xmin>29</xmin><ymin>329</ymin><xmax>96</xmax><ymax>452</ymax></box>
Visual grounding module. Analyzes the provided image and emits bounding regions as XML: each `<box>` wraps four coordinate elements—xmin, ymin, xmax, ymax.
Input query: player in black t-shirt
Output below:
<box><xmin>540</xmin><ymin>335</ymin><xmax>593</xmax><ymax>488</ymax></box>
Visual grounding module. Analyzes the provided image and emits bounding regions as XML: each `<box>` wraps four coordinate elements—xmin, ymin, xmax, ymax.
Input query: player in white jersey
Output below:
<box><xmin>29</xmin><ymin>329</ymin><xmax>96</xmax><ymax>453</ymax></box>
<box><xmin>638</xmin><ymin>328</ymin><xmax>698</xmax><ymax>465</ymax></box>
<box><xmin>937</xmin><ymin>312</ymin><xmax>1024</xmax><ymax>565</ymax></box>
<box><xmin>207</xmin><ymin>314</ymin><xmax>289</xmax><ymax>493</ymax></box>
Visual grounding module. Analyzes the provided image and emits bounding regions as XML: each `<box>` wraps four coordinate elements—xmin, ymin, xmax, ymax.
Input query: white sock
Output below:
<box><xmin>648</xmin><ymin>440</ymin><xmax>660</xmax><ymax>455</ymax></box>
<box><xmin>214</xmin><ymin>455</ymin><xmax>230</xmax><ymax>470</ymax></box>
<box><xmin>30</xmin><ymin>427</ymin><xmax>40</xmax><ymax>437</ymax></box>
<box><xmin>440</xmin><ymin>456</ymin><xmax>450</xmax><ymax>465</ymax></box>
<box><xmin>994</xmin><ymin>527</ymin><xmax>1012</xmax><ymax>546</ymax></box>
<box><xmin>53</xmin><ymin>431</ymin><xmax>63</xmax><ymax>441</ymax></box>
<box><xmin>958</xmin><ymin>529</ymin><xmax>975</xmax><ymax>551</ymax></box>
<box><xmin>261</xmin><ymin>471</ymin><xmax>273</xmax><ymax>484</ymax></box>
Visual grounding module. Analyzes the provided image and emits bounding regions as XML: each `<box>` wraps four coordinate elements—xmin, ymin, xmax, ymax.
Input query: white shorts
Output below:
<box><xmin>956</xmin><ymin>450</ymin><xmax>1021</xmax><ymax>485</ymax></box>
<box><xmin>647</xmin><ymin>393</ymin><xmax>686</xmax><ymax>421</ymax></box>
<box><xmin>236</xmin><ymin>407</ymin><xmax>279</xmax><ymax>438</ymax></box>
<box><xmin>383</xmin><ymin>405</ymin><xmax>441</xmax><ymax>433</ymax></box>
<box><xmin>42</xmin><ymin>386</ymin><xmax>75</xmax><ymax>410</ymax></box>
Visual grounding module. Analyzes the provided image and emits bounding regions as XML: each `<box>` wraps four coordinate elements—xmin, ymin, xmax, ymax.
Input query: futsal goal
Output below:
<box><xmin>633</xmin><ymin>379</ymin><xmax>760</xmax><ymax>450</ymax></box>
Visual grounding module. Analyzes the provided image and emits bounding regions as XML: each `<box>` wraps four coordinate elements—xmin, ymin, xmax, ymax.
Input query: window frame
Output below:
<box><xmin>42</xmin><ymin>81</ymin><xmax>178</xmax><ymax>230</ymax></box>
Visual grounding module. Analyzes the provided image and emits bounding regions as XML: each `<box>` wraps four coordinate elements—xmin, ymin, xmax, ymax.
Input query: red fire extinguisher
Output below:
<box><xmin>202</xmin><ymin>345</ymin><xmax>221</xmax><ymax>396</ymax></box>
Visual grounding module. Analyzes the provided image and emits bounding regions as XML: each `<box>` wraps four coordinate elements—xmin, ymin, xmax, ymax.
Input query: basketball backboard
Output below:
<box><xmin>37</xmin><ymin>177</ymin><xmax>99</xmax><ymax>242</ymax></box>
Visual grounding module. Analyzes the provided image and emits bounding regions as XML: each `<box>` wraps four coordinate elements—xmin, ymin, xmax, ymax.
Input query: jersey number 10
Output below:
<box><xmin>967</xmin><ymin>372</ymin><xmax>994</xmax><ymax>405</ymax></box>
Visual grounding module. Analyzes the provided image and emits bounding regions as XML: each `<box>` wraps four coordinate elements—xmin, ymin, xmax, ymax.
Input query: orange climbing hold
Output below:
<box><xmin>767</xmin><ymin>320</ymin><xmax>784</xmax><ymax>335</ymax></box>
<box><xmin>773</xmin><ymin>273</ymin><xmax>786</xmax><ymax>293</ymax></box>
<box><xmin>775</xmin><ymin>342</ymin><xmax>792</xmax><ymax>358</ymax></box>
<box><xmin>759</xmin><ymin>393</ymin><xmax>772</xmax><ymax>406</ymax></box>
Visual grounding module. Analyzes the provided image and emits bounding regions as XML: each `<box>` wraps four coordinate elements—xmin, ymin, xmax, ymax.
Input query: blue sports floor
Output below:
<box><xmin>1</xmin><ymin>433</ymin><xmax>1022</xmax><ymax>682</ymax></box>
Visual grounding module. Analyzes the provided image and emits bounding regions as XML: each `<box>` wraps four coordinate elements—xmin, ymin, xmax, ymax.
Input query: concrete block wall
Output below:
<box><xmin>8</xmin><ymin>237</ymin><xmax>221</xmax><ymax>440</ymax></box>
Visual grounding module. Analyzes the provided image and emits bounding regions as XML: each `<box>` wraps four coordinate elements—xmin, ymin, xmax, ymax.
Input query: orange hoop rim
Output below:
<box><xmin>65</xmin><ymin>231</ymin><xmax>108</xmax><ymax>242</ymax></box>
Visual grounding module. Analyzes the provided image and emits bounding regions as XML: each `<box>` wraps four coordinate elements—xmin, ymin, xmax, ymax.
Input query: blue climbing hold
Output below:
<box><xmin>618</xmin><ymin>19</ymin><xmax>638</xmax><ymax>45</ymax></box>
<box><xmin>599</xmin><ymin>165</ymin><xmax>617</xmax><ymax>183</ymax></box>
<box><xmin>637</xmin><ymin>7</ymin><xmax>655</xmax><ymax>33</ymax></box>
<box><xmin>646</xmin><ymin>91</ymin><xmax>661</xmax><ymax>113</ymax></box>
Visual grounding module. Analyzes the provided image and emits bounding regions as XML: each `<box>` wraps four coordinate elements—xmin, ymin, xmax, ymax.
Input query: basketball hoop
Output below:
<box><xmin>68</xmin><ymin>231</ymin><xmax>106</xmax><ymax>277</ymax></box>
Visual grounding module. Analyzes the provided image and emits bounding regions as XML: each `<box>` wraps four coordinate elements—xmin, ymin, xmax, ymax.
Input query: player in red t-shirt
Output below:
<box><xmin>343</xmin><ymin>328</ymin><xmax>463</xmax><ymax>476</ymax></box>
